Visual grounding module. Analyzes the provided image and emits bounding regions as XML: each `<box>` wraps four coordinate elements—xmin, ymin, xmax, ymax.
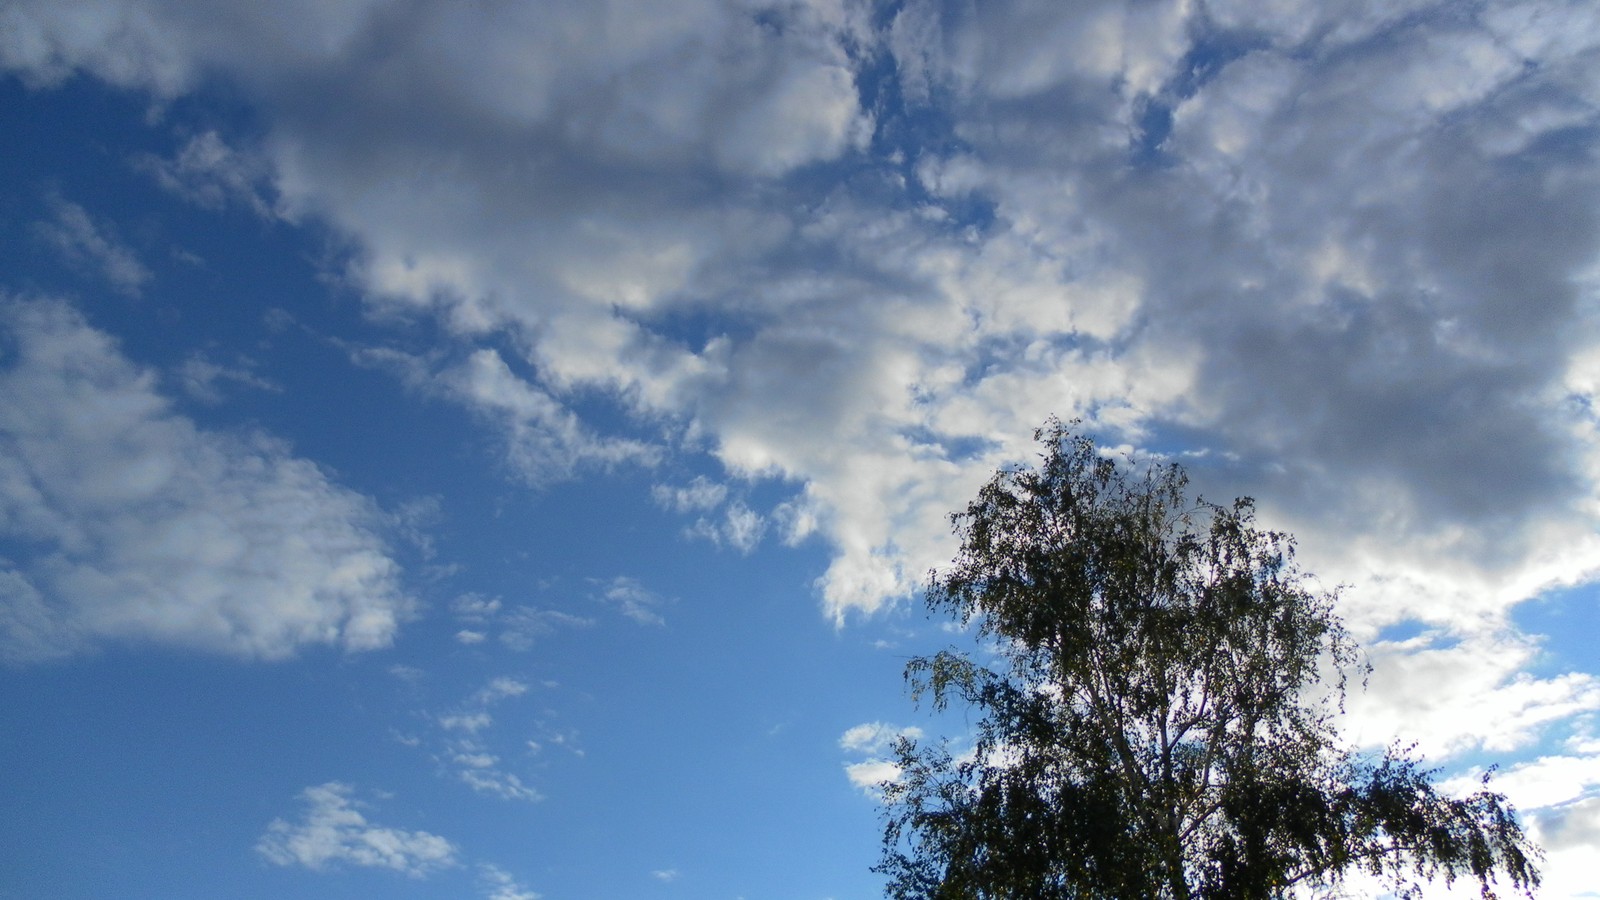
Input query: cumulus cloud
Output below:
<box><xmin>257</xmin><ymin>782</ymin><xmax>458</xmax><ymax>876</ymax></box>
<box><xmin>0</xmin><ymin>297</ymin><xmax>412</xmax><ymax>663</ymax></box>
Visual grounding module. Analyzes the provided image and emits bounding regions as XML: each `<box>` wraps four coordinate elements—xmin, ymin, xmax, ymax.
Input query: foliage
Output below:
<box><xmin>877</xmin><ymin>422</ymin><xmax>1539</xmax><ymax>900</ymax></box>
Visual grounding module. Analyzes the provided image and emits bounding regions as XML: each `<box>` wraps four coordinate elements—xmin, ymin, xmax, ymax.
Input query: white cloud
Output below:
<box><xmin>651</xmin><ymin>476</ymin><xmax>727</xmax><ymax>513</ymax></box>
<box><xmin>451</xmin><ymin>593</ymin><xmax>503</xmax><ymax>622</ymax></box>
<box><xmin>0</xmin><ymin>297</ymin><xmax>413</xmax><ymax>663</ymax></box>
<box><xmin>457</xmin><ymin>766</ymin><xmax>541</xmax><ymax>803</ymax></box>
<box><xmin>138</xmin><ymin>130</ymin><xmax>275</xmax><ymax>214</ymax></box>
<box><xmin>595</xmin><ymin>576</ymin><xmax>668</xmax><ymax>627</ymax></box>
<box><xmin>444</xmin><ymin>592</ymin><xmax>593</xmax><ymax>650</ymax></box>
<box><xmin>718</xmin><ymin>502</ymin><xmax>766</xmax><ymax>554</ymax></box>
<box><xmin>474</xmin><ymin>676</ymin><xmax>529</xmax><ymax>704</ymax></box>
<box><xmin>480</xmin><ymin>863</ymin><xmax>542</xmax><ymax>900</ymax></box>
<box><xmin>839</xmin><ymin>721</ymin><xmax>923</xmax><ymax>795</ymax></box>
<box><xmin>438</xmin><ymin>712</ymin><xmax>492</xmax><ymax>734</ymax></box>
<box><xmin>651</xmin><ymin>868</ymin><xmax>680</xmax><ymax>882</ymax></box>
<box><xmin>443</xmin><ymin>348</ymin><xmax>660</xmax><ymax>487</ymax></box>
<box><xmin>687</xmin><ymin>500</ymin><xmax>769</xmax><ymax>555</ymax></box>
<box><xmin>839</xmin><ymin>721</ymin><xmax>922</xmax><ymax>754</ymax></box>
<box><xmin>1526</xmin><ymin>797</ymin><xmax>1600</xmax><ymax>900</ymax></box>
<box><xmin>10</xmin><ymin>0</ymin><xmax>1600</xmax><ymax>643</ymax></box>
<box><xmin>416</xmin><ymin>677</ymin><xmax>546</xmax><ymax>802</ymax></box>
<box><xmin>31</xmin><ymin>197</ymin><xmax>151</xmax><ymax>296</ymax></box>
<box><xmin>1446</xmin><ymin>751</ymin><xmax>1600</xmax><ymax>812</ymax></box>
<box><xmin>499</xmin><ymin>608</ymin><xmax>595</xmax><ymax>651</ymax></box>
<box><xmin>843</xmin><ymin>759</ymin><xmax>903</xmax><ymax>793</ymax></box>
<box><xmin>1343</xmin><ymin>631</ymin><xmax>1600</xmax><ymax>759</ymax></box>
<box><xmin>257</xmin><ymin>783</ymin><xmax>458</xmax><ymax>877</ymax></box>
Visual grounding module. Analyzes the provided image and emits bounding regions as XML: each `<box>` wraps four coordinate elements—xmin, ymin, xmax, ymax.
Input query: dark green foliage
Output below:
<box><xmin>878</xmin><ymin>422</ymin><xmax>1539</xmax><ymax>900</ymax></box>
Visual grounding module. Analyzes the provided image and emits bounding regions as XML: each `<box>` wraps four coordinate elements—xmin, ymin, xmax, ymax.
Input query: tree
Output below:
<box><xmin>877</xmin><ymin>422</ymin><xmax>1539</xmax><ymax>900</ymax></box>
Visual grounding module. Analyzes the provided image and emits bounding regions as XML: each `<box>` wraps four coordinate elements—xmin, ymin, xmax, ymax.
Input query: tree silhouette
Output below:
<box><xmin>878</xmin><ymin>422</ymin><xmax>1539</xmax><ymax>900</ymax></box>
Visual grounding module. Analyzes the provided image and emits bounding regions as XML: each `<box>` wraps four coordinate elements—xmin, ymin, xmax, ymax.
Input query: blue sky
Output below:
<box><xmin>2</xmin><ymin>1</ymin><xmax>1599</xmax><ymax>897</ymax></box>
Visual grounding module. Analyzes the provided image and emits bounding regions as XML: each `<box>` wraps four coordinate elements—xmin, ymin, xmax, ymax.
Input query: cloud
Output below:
<box><xmin>0</xmin><ymin>297</ymin><xmax>413</xmax><ymax>663</ymax></box>
<box><xmin>1523</xmin><ymin>788</ymin><xmax>1600</xmax><ymax>900</ymax></box>
<box><xmin>839</xmin><ymin>721</ymin><xmax>923</xmax><ymax>795</ymax></box>
<box><xmin>594</xmin><ymin>576</ymin><xmax>668</xmax><ymax>627</ymax></box>
<box><xmin>1447</xmin><ymin>750</ymin><xmax>1600</xmax><ymax>813</ymax></box>
<box><xmin>480</xmin><ymin>864</ymin><xmax>542</xmax><ymax>900</ymax></box>
<box><xmin>418</xmin><ymin>676</ymin><xmax>546</xmax><ymax>802</ymax></box>
<box><xmin>442</xmin><ymin>348</ymin><xmax>660</xmax><ymax>487</ymax></box>
<box><xmin>456</xmin><ymin>766</ymin><xmax>541</xmax><ymax>803</ymax></box>
<box><xmin>444</xmin><ymin>592</ymin><xmax>593</xmax><ymax>651</ymax></box>
<box><xmin>654</xmin><ymin>477</ymin><xmax>768</xmax><ymax>553</ymax></box>
<box><xmin>1343</xmin><ymin>631</ymin><xmax>1600</xmax><ymax>759</ymax></box>
<box><xmin>651</xmin><ymin>476</ymin><xmax>727</xmax><ymax>513</ymax></box>
<box><xmin>137</xmin><ymin>130</ymin><xmax>276</xmax><ymax>214</ymax></box>
<box><xmin>175</xmin><ymin>352</ymin><xmax>281</xmax><ymax>404</ymax></box>
<box><xmin>473</xmin><ymin>676</ymin><xmax>530</xmax><ymax>705</ymax></box>
<box><xmin>843</xmin><ymin>758</ymin><xmax>903</xmax><ymax>793</ymax></box>
<box><xmin>9</xmin><ymin>0</ymin><xmax>1600</xmax><ymax>638</ymax></box>
<box><xmin>31</xmin><ymin>197</ymin><xmax>151</xmax><ymax>296</ymax></box>
<box><xmin>685</xmin><ymin>500</ymin><xmax>767</xmax><ymax>554</ymax></box>
<box><xmin>839</xmin><ymin>721</ymin><xmax>923</xmax><ymax>755</ymax></box>
<box><xmin>257</xmin><ymin>783</ymin><xmax>458</xmax><ymax>877</ymax></box>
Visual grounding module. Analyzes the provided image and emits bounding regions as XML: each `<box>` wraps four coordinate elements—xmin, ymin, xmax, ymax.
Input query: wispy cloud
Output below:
<box><xmin>594</xmin><ymin>576</ymin><xmax>669</xmax><ymax>627</ymax></box>
<box><xmin>31</xmin><ymin>197</ymin><xmax>150</xmax><ymax>296</ymax></box>
<box><xmin>651</xmin><ymin>476</ymin><xmax>727</xmax><ymax>513</ymax></box>
<box><xmin>480</xmin><ymin>863</ymin><xmax>542</xmax><ymax>900</ymax></box>
<box><xmin>174</xmin><ymin>352</ymin><xmax>281</xmax><ymax>405</ymax></box>
<box><xmin>138</xmin><ymin>130</ymin><xmax>275</xmax><ymax>214</ymax></box>
<box><xmin>257</xmin><ymin>783</ymin><xmax>457</xmax><ymax>877</ymax></box>
<box><xmin>447</xmin><ymin>592</ymin><xmax>594</xmax><ymax>651</ymax></box>
<box><xmin>416</xmin><ymin>676</ymin><xmax>547</xmax><ymax>802</ymax></box>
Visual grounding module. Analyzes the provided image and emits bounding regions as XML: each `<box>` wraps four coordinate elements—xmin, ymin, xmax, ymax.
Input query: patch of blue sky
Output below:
<box><xmin>1129</xmin><ymin>24</ymin><xmax>1271</xmax><ymax>167</ymax></box>
<box><xmin>1513</xmin><ymin>582</ymin><xmax>1600</xmax><ymax>678</ymax></box>
<box><xmin>895</xmin><ymin>423</ymin><xmax>999</xmax><ymax>464</ymax></box>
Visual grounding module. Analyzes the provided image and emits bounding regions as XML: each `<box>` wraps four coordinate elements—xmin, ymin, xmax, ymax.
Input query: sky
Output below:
<box><xmin>1</xmin><ymin>0</ymin><xmax>1598</xmax><ymax>897</ymax></box>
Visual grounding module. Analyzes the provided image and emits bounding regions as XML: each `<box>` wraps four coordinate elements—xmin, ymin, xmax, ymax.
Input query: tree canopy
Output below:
<box><xmin>877</xmin><ymin>422</ymin><xmax>1539</xmax><ymax>900</ymax></box>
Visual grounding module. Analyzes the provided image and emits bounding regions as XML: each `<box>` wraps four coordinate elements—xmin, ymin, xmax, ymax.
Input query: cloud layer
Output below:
<box><xmin>10</xmin><ymin>0</ymin><xmax>1580</xmax><ymax>624</ymax></box>
<box><xmin>6</xmin><ymin>0</ymin><xmax>1600</xmax><ymax>893</ymax></box>
<box><xmin>7</xmin><ymin>0</ymin><xmax>1600</xmax><ymax>752</ymax></box>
